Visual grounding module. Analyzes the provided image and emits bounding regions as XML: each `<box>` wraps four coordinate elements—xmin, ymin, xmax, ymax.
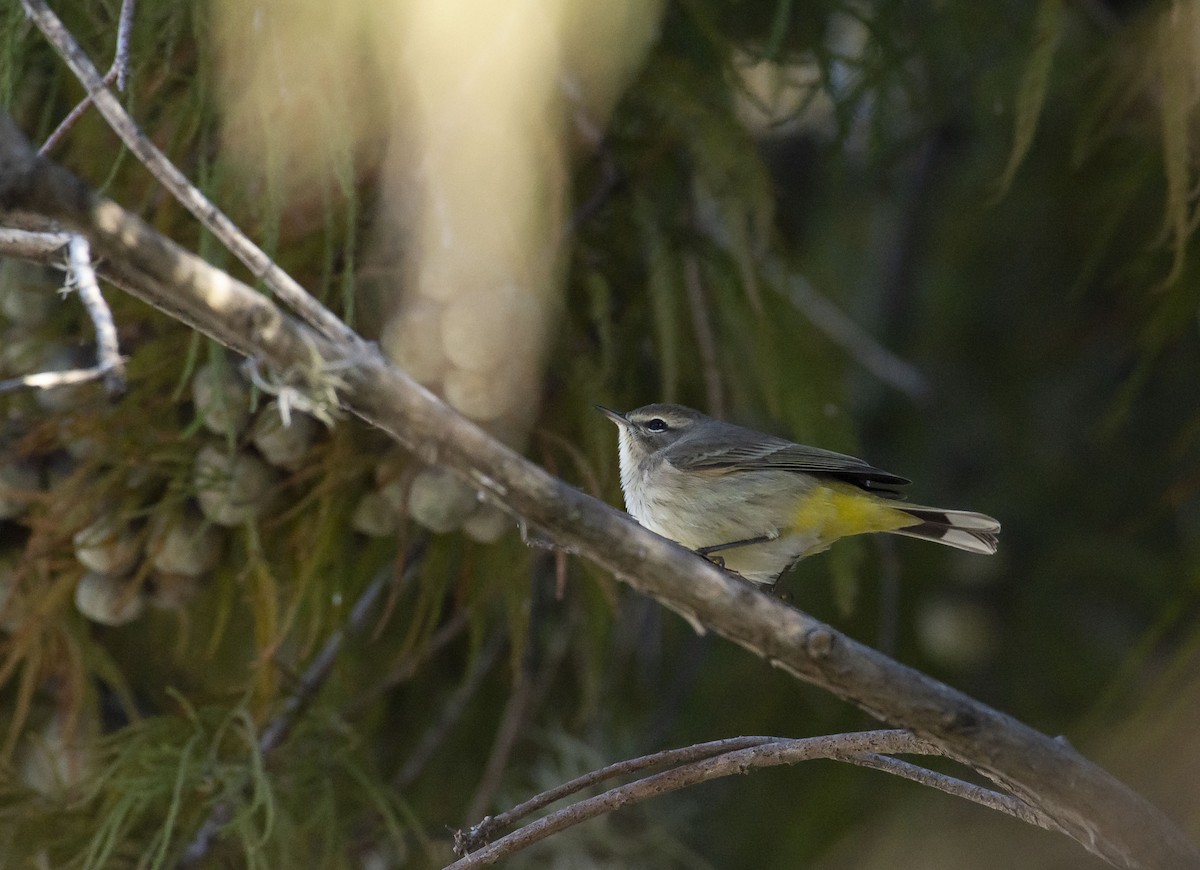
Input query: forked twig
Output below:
<box><xmin>457</xmin><ymin>736</ymin><xmax>781</xmax><ymax>853</ymax></box>
<box><xmin>0</xmin><ymin>234</ymin><xmax>125</xmax><ymax>396</ymax></box>
<box><xmin>38</xmin><ymin>0</ymin><xmax>137</xmax><ymax>155</ymax></box>
<box><xmin>450</xmin><ymin>730</ymin><xmax>1061</xmax><ymax>868</ymax></box>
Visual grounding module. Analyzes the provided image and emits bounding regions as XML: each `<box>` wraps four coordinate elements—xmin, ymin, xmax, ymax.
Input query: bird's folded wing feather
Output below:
<box><xmin>666</xmin><ymin>437</ymin><xmax>910</xmax><ymax>494</ymax></box>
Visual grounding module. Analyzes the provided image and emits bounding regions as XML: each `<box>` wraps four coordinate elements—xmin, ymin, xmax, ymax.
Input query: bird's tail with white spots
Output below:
<box><xmin>889</xmin><ymin>505</ymin><xmax>1000</xmax><ymax>555</ymax></box>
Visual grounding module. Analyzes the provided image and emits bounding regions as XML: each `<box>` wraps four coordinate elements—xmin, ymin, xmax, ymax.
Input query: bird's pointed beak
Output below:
<box><xmin>594</xmin><ymin>404</ymin><xmax>627</xmax><ymax>427</ymax></box>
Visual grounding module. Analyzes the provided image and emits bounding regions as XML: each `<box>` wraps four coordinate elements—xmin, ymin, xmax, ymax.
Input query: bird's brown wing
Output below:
<box><xmin>666</xmin><ymin>435</ymin><xmax>910</xmax><ymax>496</ymax></box>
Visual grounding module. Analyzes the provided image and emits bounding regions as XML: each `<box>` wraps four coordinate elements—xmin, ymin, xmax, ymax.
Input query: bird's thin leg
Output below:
<box><xmin>768</xmin><ymin>557</ymin><xmax>804</xmax><ymax>599</ymax></box>
<box><xmin>695</xmin><ymin>534</ymin><xmax>777</xmax><ymax>570</ymax></box>
<box><xmin>695</xmin><ymin>534</ymin><xmax>776</xmax><ymax>558</ymax></box>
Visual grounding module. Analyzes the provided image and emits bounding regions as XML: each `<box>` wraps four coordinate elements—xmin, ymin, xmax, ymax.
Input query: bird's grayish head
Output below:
<box><xmin>595</xmin><ymin>403</ymin><xmax>708</xmax><ymax>482</ymax></box>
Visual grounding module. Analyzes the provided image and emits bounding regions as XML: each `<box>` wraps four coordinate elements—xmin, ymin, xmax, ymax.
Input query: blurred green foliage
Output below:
<box><xmin>2</xmin><ymin>0</ymin><xmax>1199</xmax><ymax>867</ymax></box>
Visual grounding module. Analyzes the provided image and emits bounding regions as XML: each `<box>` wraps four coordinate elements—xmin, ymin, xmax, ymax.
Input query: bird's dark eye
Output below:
<box><xmin>645</xmin><ymin>418</ymin><xmax>669</xmax><ymax>432</ymax></box>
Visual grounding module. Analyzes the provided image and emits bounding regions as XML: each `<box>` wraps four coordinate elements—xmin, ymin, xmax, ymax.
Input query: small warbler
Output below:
<box><xmin>599</xmin><ymin>403</ymin><xmax>999</xmax><ymax>587</ymax></box>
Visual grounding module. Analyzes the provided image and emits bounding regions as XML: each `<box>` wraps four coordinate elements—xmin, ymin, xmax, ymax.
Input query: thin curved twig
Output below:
<box><xmin>66</xmin><ymin>234</ymin><xmax>125</xmax><ymax>394</ymax></box>
<box><xmin>112</xmin><ymin>0</ymin><xmax>136</xmax><ymax>92</ymax></box>
<box><xmin>448</xmin><ymin>730</ymin><xmax>1059</xmax><ymax>868</ymax></box>
<box><xmin>22</xmin><ymin>0</ymin><xmax>359</xmax><ymax>347</ymax></box>
<box><xmin>768</xmin><ymin>260</ymin><xmax>932</xmax><ymax>402</ymax></box>
<box><xmin>462</xmin><ymin>562</ymin><xmax>544</xmax><ymax>823</ymax></box>
<box><xmin>39</xmin><ymin>67</ymin><xmax>117</xmax><ymax>156</ymax></box>
<box><xmin>563</xmin><ymin>137</ymin><xmax>624</xmax><ymax>239</ymax></box>
<box><xmin>682</xmin><ymin>252</ymin><xmax>726</xmax><ymax>419</ymax></box>
<box><xmin>457</xmin><ymin>736</ymin><xmax>783</xmax><ymax>854</ymax></box>
<box><xmin>393</xmin><ymin>633</ymin><xmax>506</xmax><ymax>791</ymax></box>
<box><xmin>0</xmin><ymin>364</ymin><xmax>115</xmax><ymax>395</ymax></box>
<box><xmin>850</xmin><ymin>752</ymin><xmax>1065</xmax><ymax>833</ymax></box>
<box><xmin>380</xmin><ymin>606</ymin><xmax>473</xmax><ymax>688</ymax></box>
<box><xmin>463</xmin><ymin>554</ymin><xmax>578</xmax><ymax>822</ymax></box>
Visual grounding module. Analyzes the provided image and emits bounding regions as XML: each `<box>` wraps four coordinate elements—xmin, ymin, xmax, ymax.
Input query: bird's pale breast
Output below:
<box><xmin>618</xmin><ymin>454</ymin><xmax>824</xmax><ymax>584</ymax></box>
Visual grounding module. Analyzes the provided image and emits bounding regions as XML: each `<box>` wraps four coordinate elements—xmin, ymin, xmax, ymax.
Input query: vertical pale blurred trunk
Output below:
<box><xmin>214</xmin><ymin>0</ymin><xmax>663</xmax><ymax>531</ymax></box>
